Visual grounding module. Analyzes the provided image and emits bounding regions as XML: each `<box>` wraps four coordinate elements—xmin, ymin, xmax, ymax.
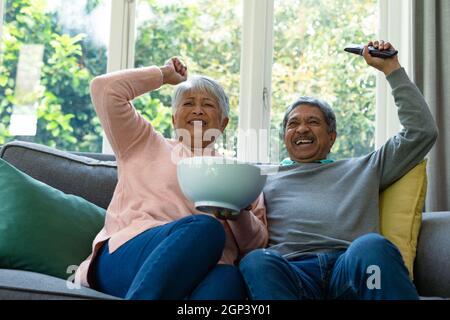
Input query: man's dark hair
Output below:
<box><xmin>282</xmin><ymin>96</ymin><xmax>337</xmax><ymax>135</ymax></box>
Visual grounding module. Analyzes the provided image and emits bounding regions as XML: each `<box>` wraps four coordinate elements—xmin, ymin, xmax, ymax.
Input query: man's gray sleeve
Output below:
<box><xmin>370</xmin><ymin>67</ymin><xmax>438</xmax><ymax>190</ymax></box>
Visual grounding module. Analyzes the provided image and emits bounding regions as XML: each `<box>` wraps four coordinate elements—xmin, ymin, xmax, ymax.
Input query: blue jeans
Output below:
<box><xmin>93</xmin><ymin>214</ymin><xmax>246</xmax><ymax>300</ymax></box>
<box><xmin>239</xmin><ymin>233</ymin><xmax>419</xmax><ymax>300</ymax></box>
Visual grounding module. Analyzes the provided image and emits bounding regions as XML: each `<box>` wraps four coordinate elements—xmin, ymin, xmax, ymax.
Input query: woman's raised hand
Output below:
<box><xmin>160</xmin><ymin>57</ymin><xmax>188</xmax><ymax>85</ymax></box>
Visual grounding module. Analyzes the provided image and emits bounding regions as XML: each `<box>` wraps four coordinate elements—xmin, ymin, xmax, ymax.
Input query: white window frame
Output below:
<box><xmin>102</xmin><ymin>0</ymin><xmax>414</xmax><ymax>156</ymax></box>
<box><xmin>108</xmin><ymin>0</ymin><xmax>136</xmax><ymax>73</ymax></box>
<box><xmin>0</xmin><ymin>0</ymin><xmax>413</xmax><ymax>156</ymax></box>
<box><xmin>103</xmin><ymin>0</ymin><xmax>276</xmax><ymax>158</ymax></box>
<box><xmin>237</xmin><ymin>0</ymin><xmax>274</xmax><ymax>163</ymax></box>
<box><xmin>376</xmin><ymin>0</ymin><xmax>414</xmax><ymax>148</ymax></box>
<box><xmin>239</xmin><ymin>0</ymin><xmax>413</xmax><ymax>159</ymax></box>
<box><xmin>102</xmin><ymin>0</ymin><xmax>136</xmax><ymax>154</ymax></box>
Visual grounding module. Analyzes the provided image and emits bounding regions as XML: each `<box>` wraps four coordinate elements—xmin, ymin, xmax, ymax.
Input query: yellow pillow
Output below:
<box><xmin>379</xmin><ymin>160</ymin><xmax>427</xmax><ymax>280</ymax></box>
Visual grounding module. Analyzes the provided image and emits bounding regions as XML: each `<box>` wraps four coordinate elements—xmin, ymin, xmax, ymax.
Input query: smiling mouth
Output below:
<box><xmin>294</xmin><ymin>138</ymin><xmax>314</xmax><ymax>145</ymax></box>
<box><xmin>188</xmin><ymin>120</ymin><xmax>207</xmax><ymax>126</ymax></box>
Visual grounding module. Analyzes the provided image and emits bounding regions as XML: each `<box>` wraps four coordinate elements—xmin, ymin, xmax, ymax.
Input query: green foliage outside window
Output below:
<box><xmin>1</xmin><ymin>0</ymin><xmax>106</xmax><ymax>151</ymax></box>
<box><xmin>272</xmin><ymin>0</ymin><xmax>377</xmax><ymax>160</ymax></box>
<box><xmin>1</xmin><ymin>0</ymin><xmax>376</xmax><ymax>160</ymax></box>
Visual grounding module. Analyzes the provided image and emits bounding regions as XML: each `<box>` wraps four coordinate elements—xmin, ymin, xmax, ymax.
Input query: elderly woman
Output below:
<box><xmin>75</xmin><ymin>58</ymin><xmax>268</xmax><ymax>300</ymax></box>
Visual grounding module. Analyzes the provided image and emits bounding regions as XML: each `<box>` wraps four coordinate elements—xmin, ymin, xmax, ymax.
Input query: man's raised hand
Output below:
<box><xmin>362</xmin><ymin>40</ymin><xmax>401</xmax><ymax>76</ymax></box>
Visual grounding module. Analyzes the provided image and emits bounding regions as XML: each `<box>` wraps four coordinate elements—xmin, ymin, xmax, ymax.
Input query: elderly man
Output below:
<box><xmin>76</xmin><ymin>58</ymin><xmax>267</xmax><ymax>300</ymax></box>
<box><xmin>239</xmin><ymin>40</ymin><xmax>438</xmax><ymax>300</ymax></box>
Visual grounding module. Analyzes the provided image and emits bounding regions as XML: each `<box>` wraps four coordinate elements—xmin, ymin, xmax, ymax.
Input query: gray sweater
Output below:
<box><xmin>264</xmin><ymin>68</ymin><xmax>438</xmax><ymax>259</ymax></box>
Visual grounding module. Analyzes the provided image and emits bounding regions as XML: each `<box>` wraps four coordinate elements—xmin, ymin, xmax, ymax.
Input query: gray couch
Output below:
<box><xmin>0</xmin><ymin>140</ymin><xmax>449</xmax><ymax>299</ymax></box>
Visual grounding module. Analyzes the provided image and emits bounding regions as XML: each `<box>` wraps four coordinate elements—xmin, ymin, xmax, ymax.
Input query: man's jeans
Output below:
<box><xmin>93</xmin><ymin>214</ymin><xmax>246</xmax><ymax>300</ymax></box>
<box><xmin>239</xmin><ymin>233</ymin><xmax>419</xmax><ymax>300</ymax></box>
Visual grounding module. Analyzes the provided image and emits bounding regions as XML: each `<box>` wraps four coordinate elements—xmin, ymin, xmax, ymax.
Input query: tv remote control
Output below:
<box><xmin>344</xmin><ymin>44</ymin><xmax>398</xmax><ymax>58</ymax></box>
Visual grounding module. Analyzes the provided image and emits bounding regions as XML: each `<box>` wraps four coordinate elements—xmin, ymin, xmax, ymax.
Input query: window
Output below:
<box><xmin>0</xmin><ymin>0</ymin><xmax>110</xmax><ymax>152</ymax></box>
<box><xmin>133</xmin><ymin>0</ymin><xmax>242</xmax><ymax>156</ymax></box>
<box><xmin>130</xmin><ymin>0</ymin><xmax>377</xmax><ymax>162</ymax></box>
<box><xmin>2</xmin><ymin>0</ymin><xmax>404</xmax><ymax>160</ymax></box>
<box><xmin>271</xmin><ymin>0</ymin><xmax>378</xmax><ymax>161</ymax></box>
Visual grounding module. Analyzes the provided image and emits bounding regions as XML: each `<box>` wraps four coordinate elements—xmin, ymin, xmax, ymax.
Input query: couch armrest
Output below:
<box><xmin>414</xmin><ymin>211</ymin><xmax>450</xmax><ymax>298</ymax></box>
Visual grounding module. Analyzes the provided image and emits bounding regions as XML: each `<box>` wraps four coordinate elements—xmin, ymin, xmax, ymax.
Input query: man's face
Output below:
<box><xmin>284</xmin><ymin>104</ymin><xmax>336</xmax><ymax>163</ymax></box>
<box><xmin>172</xmin><ymin>90</ymin><xmax>229</xmax><ymax>149</ymax></box>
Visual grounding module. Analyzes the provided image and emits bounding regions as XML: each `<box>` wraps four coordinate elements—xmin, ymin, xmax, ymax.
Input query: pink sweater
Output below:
<box><xmin>75</xmin><ymin>66</ymin><xmax>268</xmax><ymax>287</ymax></box>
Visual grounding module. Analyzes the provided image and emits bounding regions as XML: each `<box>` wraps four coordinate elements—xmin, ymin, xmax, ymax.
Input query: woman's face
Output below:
<box><xmin>172</xmin><ymin>90</ymin><xmax>229</xmax><ymax>149</ymax></box>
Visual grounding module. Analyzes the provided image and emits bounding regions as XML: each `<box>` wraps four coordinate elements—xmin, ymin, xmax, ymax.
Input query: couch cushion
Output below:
<box><xmin>0</xmin><ymin>141</ymin><xmax>117</xmax><ymax>209</ymax></box>
<box><xmin>0</xmin><ymin>269</ymin><xmax>119</xmax><ymax>300</ymax></box>
<box><xmin>414</xmin><ymin>211</ymin><xmax>450</xmax><ymax>298</ymax></box>
<box><xmin>379</xmin><ymin>160</ymin><xmax>427</xmax><ymax>279</ymax></box>
<box><xmin>0</xmin><ymin>157</ymin><xmax>106</xmax><ymax>279</ymax></box>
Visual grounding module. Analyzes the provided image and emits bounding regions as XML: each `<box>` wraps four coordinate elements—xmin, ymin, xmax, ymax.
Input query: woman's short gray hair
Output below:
<box><xmin>171</xmin><ymin>75</ymin><xmax>230</xmax><ymax>118</ymax></box>
<box><xmin>282</xmin><ymin>96</ymin><xmax>337</xmax><ymax>135</ymax></box>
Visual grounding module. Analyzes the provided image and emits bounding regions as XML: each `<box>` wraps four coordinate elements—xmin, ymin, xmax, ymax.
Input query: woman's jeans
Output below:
<box><xmin>239</xmin><ymin>233</ymin><xmax>419</xmax><ymax>300</ymax></box>
<box><xmin>93</xmin><ymin>214</ymin><xmax>246</xmax><ymax>300</ymax></box>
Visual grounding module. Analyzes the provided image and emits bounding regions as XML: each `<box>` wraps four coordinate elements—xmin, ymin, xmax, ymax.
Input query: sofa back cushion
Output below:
<box><xmin>0</xmin><ymin>141</ymin><xmax>117</xmax><ymax>209</ymax></box>
<box><xmin>379</xmin><ymin>160</ymin><xmax>427</xmax><ymax>280</ymax></box>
